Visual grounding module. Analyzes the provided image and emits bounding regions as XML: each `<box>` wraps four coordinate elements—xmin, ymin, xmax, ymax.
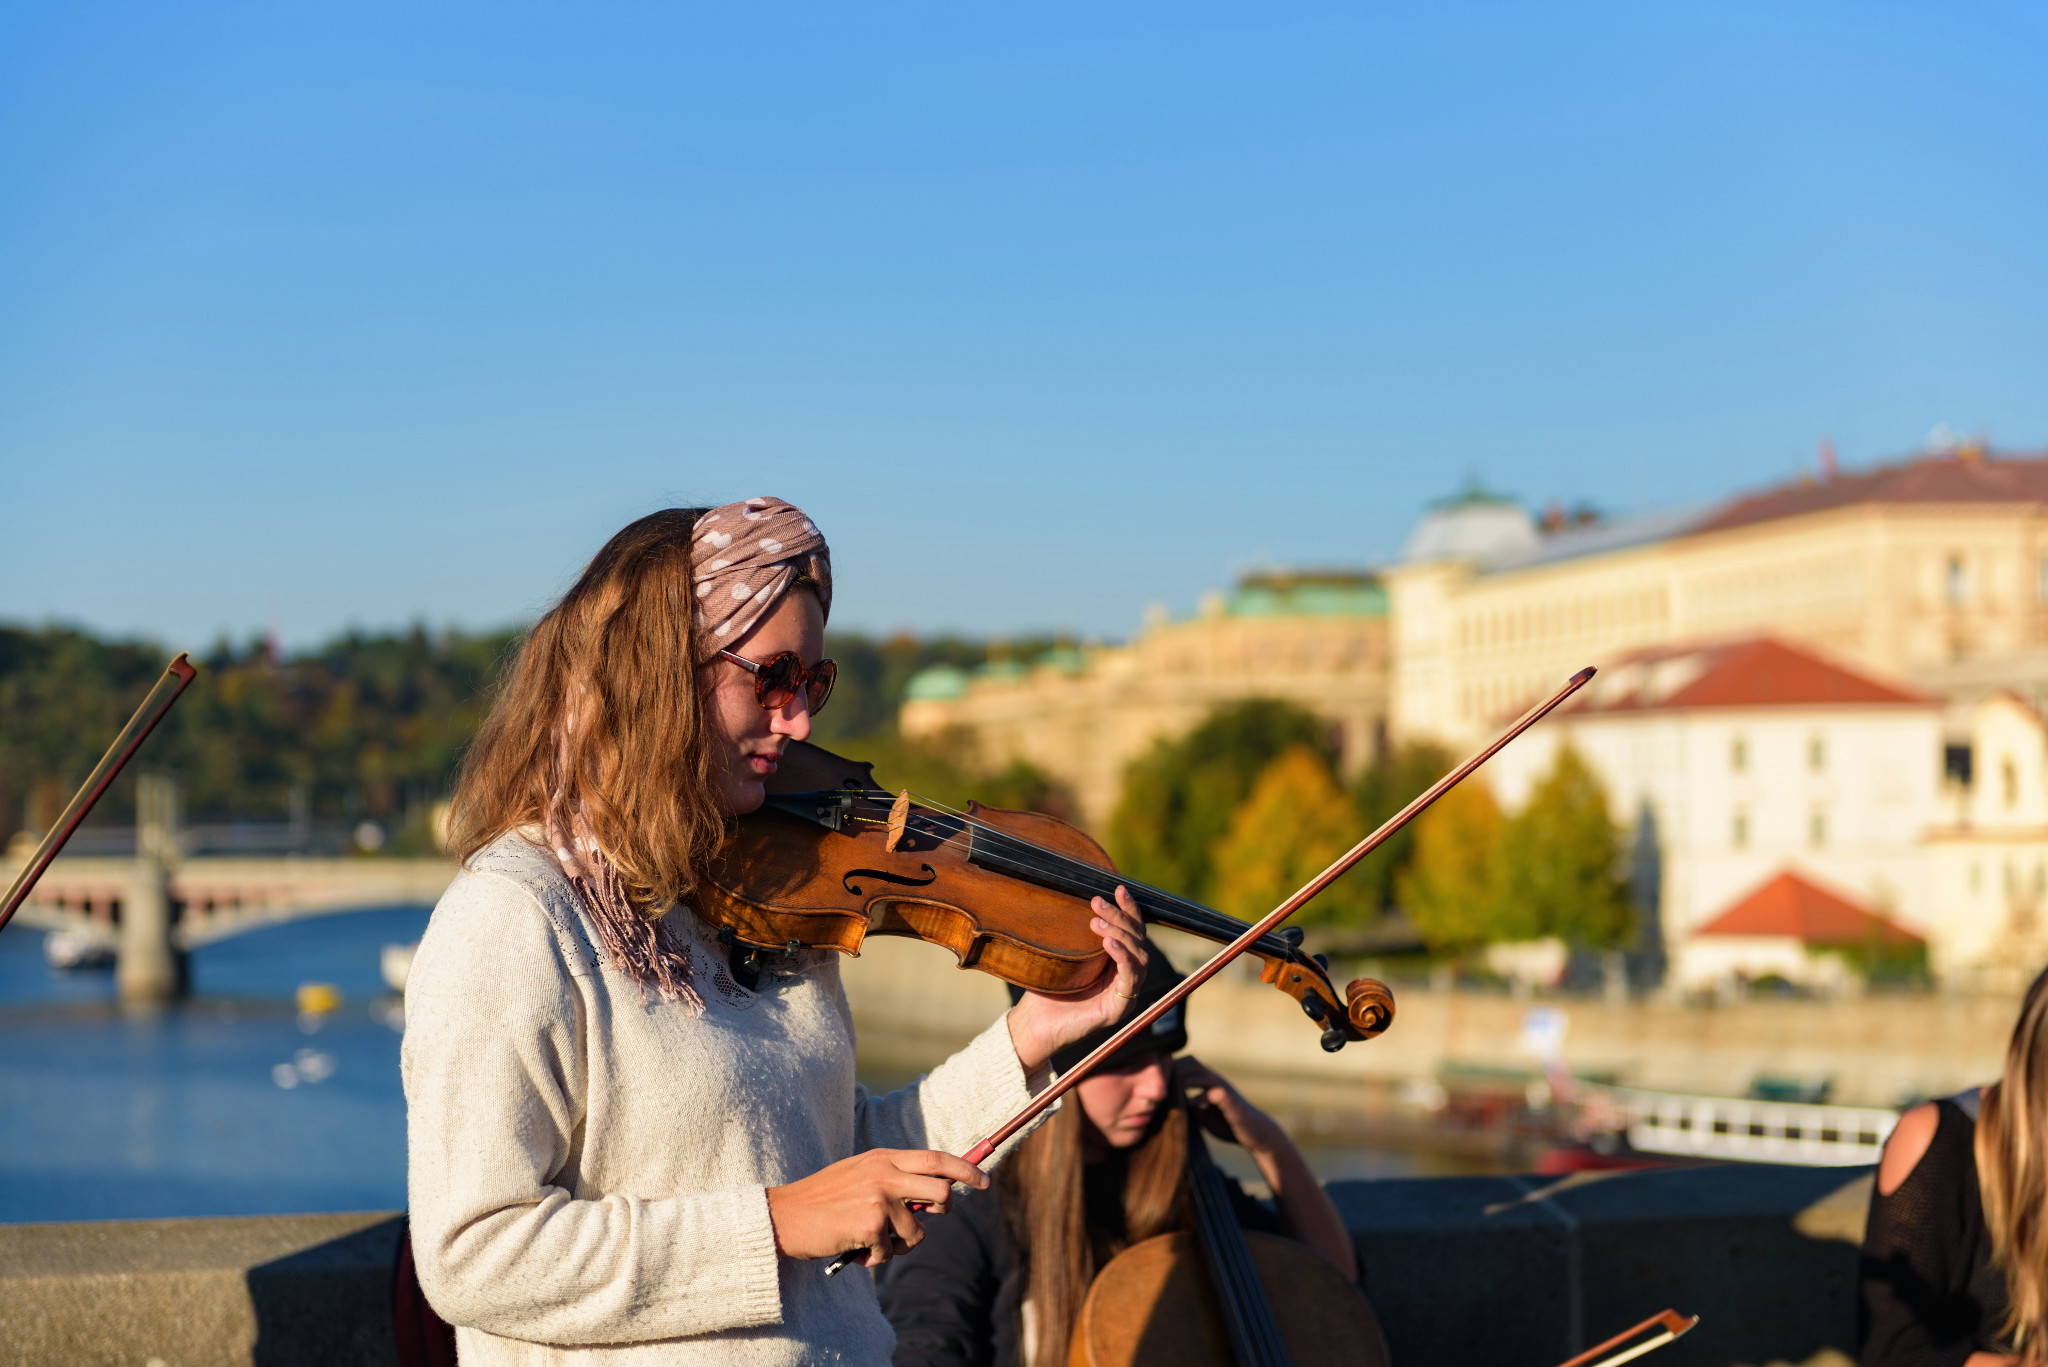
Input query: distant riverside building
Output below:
<box><xmin>1489</xmin><ymin>636</ymin><xmax>2048</xmax><ymax>989</ymax></box>
<box><xmin>1387</xmin><ymin>447</ymin><xmax>2048</xmax><ymax>751</ymax></box>
<box><xmin>899</xmin><ymin>572</ymin><xmax>1390</xmax><ymax>828</ymax></box>
<box><xmin>1677</xmin><ymin>869</ymin><xmax>1927</xmax><ymax>996</ymax></box>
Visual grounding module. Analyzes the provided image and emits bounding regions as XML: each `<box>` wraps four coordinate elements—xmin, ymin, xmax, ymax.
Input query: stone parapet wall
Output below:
<box><xmin>841</xmin><ymin>933</ymin><xmax>2021</xmax><ymax>1109</ymax></box>
<box><xmin>0</xmin><ymin>1166</ymin><xmax>1872</xmax><ymax>1367</ymax></box>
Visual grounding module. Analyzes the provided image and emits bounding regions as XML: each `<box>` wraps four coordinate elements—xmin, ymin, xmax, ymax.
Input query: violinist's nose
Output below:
<box><xmin>771</xmin><ymin>689</ymin><xmax>813</xmax><ymax>743</ymax></box>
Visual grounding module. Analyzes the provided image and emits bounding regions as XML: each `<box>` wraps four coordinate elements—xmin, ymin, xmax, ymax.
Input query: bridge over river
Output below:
<box><xmin>1</xmin><ymin>844</ymin><xmax>457</xmax><ymax>1002</ymax></box>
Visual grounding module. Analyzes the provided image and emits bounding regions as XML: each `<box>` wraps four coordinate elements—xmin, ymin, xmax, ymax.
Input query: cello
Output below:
<box><xmin>1066</xmin><ymin>1088</ymin><xmax>1389</xmax><ymax>1367</ymax></box>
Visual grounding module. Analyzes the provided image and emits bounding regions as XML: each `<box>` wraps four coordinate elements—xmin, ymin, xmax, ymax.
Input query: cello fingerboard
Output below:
<box><xmin>1186</xmin><ymin>1120</ymin><xmax>1295</xmax><ymax>1367</ymax></box>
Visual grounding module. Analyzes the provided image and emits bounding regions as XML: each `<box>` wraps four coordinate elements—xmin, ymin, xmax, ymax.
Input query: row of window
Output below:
<box><xmin>1731</xmin><ymin>806</ymin><xmax>1828</xmax><ymax>851</ymax></box>
<box><xmin>1942</xmin><ymin>554</ymin><xmax>2048</xmax><ymax>608</ymax></box>
<box><xmin>1728</xmin><ymin>733</ymin><xmax>1827</xmax><ymax>774</ymax></box>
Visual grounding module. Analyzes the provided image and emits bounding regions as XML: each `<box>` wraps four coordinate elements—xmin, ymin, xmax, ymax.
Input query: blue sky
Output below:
<box><xmin>3</xmin><ymin>2</ymin><xmax>2045</xmax><ymax>650</ymax></box>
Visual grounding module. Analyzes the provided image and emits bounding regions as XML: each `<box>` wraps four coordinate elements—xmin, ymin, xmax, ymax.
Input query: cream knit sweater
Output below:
<box><xmin>402</xmin><ymin>832</ymin><xmax>1049</xmax><ymax>1365</ymax></box>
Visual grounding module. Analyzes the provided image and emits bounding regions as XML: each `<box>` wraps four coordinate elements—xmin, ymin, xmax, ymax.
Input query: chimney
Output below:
<box><xmin>1818</xmin><ymin>438</ymin><xmax>1837</xmax><ymax>482</ymax></box>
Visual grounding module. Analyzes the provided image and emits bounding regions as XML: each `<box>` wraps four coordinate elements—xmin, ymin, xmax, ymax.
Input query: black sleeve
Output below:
<box><xmin>876</xmin><ymin>1183</ymin><xmax>1011</xmax><ymax>1367</ymax></box>
<box><xmin>1857</xmin><ymin>1106</ymin><xmax>1983</xmax><ymax>1367</ymax></box>
<box><xmin>1224</xmin><ymin>1174</ymin><xmax>1288</xmax><ymax>1237</ymax></box>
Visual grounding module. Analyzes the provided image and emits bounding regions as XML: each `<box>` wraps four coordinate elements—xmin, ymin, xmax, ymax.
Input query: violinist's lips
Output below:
<box><xmin>748</xmin><ymin>753</ymin><xmax>781</xmax><ymax>775</ymax></box>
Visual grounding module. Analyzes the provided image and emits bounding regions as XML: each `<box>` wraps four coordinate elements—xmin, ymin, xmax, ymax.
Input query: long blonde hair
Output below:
<box><xmin>1003</xmin><ymin>1098</ymin><xmax>1190</xmax><ymax>1367</ymax></box>
<box><xmin>450</xmin><ymin>508</ymin><xmax>728</xmax><ymax>913</ymax></box>
<box><xmin>1980</xmin><ymin>965</ymin><xmax>2048</xmax><ymax>1363</ymax></box>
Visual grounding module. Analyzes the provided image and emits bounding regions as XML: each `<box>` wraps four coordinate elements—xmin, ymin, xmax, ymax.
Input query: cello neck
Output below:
<box><xmin>1184</xmin><ymin>1107</ymin><xmax>1294</xmax><ymax>1367</ymax></box>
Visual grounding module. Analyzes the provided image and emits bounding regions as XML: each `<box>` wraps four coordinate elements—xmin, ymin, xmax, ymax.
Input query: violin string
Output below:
<box><xmin>837</xmin><ymin>785</ymin><xmax>1284</xmax><ymax>950</ymax></box>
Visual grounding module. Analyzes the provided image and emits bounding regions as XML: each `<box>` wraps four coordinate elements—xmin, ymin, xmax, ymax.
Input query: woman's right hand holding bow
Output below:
<box><xmin>766</xmin><ymin>1148</ymin><xmax>990</xmax><ymax>1267</ymax></box>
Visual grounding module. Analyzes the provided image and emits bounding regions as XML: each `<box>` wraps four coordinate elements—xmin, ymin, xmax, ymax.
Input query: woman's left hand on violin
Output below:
<box><xmin>1004</xmin><ymin>885</ymin><xmax>1147</xmax><ymax>1074</ymax></box>
<box><xmin>1177</xmin><ymin>1055</ymin><xmax>1288</xmax><ymax>1159</ymax></box>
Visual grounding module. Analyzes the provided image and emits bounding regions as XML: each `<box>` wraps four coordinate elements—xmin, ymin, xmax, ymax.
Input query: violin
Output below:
<box><xmin>1066</xmin><ymin>1091</ymin><xmax>1389</xmax><ymax>1367</ymax></box>
<box><xmin>696</xmin><ymin>741</ymin><xmax>1393</xmax><ymax>1050</ymax></box>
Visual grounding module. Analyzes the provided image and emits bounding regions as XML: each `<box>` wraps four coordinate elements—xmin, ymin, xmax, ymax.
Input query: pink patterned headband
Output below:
<box><xmin>691</xmin><ymin>496</ymin><xmax>833</xmax><ymax>657</ymax></box>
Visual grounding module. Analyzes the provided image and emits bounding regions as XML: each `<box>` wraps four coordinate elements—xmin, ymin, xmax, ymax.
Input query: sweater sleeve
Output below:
<box><xmin>402</xmin><ymin>870</ymin><xmax>784</xmax><ymax>1345</ymax></box>
<box><xmin>850</xmin><ymin>1009</ymin><xmax>1054</xmax><ymax>1168</ymax></box>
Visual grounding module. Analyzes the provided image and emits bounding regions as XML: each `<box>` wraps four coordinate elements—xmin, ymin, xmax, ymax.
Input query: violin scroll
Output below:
<box><xmin>1255</xmin><ymin>958</ymin><xmax>1395</xmax><ymax>1051</ymax></box>
<box><xmin>1344</xmin><ymin>977</ymin><xmax>1394</xmax><ymax>1040</ymax></box>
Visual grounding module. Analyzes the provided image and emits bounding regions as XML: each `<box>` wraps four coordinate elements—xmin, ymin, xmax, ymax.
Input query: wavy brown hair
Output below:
<box><xmin>450</xmin><ymin>508</ymin><xmax>729</xmax><ymax>913</ymax></box>
<box><xmin>1981</xmin><ymin>965</ymin><xmax>2048</xmax><ymax>1364</ymax></box>
<box><xmin>1002</xmin><ymin>1093</ymin><xmax>1190</xmax><ymax>1367</ymax></box>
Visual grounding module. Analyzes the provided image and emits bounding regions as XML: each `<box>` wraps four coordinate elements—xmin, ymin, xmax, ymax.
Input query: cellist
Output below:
<box><xmin>876</xmin><ymin>942</ymin><xmax>1360</xmax><ymax>1367</ymax></box>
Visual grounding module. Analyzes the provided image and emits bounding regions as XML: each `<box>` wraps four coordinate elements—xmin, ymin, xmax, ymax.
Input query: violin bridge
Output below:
<box><xmin>884</xmin><ymin>789</ymin><xmax>912</xmax><ymax>853</ymax></box>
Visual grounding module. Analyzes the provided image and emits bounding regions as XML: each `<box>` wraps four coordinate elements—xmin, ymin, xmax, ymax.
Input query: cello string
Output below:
<box><xmin>1187</xmin><ymin>1109</ymin><xmax>1290</xmax><ymax>1366</ymax></box>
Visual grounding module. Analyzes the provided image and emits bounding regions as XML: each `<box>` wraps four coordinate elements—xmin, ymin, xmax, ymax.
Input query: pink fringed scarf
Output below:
<box><xmin>543</xmin><ymin>787</ymin><xmax>706</xmax><ymax>1014</ymax></box>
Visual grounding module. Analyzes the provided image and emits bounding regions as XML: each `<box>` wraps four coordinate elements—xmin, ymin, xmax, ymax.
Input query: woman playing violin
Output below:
<box><xmin>876</xmin><ymin>944</ymin><xmax>1360</xmax><ymax>1367</ymax></box>
<box><xmin>402</xmin><ymin>497</ymin><xmax>1148</xmax><ymax>1366</ymax></box>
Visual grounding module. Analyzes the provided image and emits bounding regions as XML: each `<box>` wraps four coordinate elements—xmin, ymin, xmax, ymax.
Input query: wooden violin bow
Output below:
<box><xmin>825</xmin><ymin>664</ymin><xmax>1596</xmax><ymax>1275</ymax></box>
<box><xmin>0</xmin><ymin>653</ymin><xmax>198</xmax><ymax>935</ymax></box>
<box><xmin>1556</xmin><ymin>1310</ymin><xmax>1698</xmax><ymax>1367</ymax></box>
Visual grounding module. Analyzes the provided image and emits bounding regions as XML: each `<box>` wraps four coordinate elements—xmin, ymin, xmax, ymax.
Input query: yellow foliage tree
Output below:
<box><xmin>1395</xmin><ymin>778</ymin><xmax>1521</xmax><ymax>956</ymax></box>
<box><xmin>1210</xmin><ymin>745</ymin><xmax>1379</xmax><ymax>931</ymax></box>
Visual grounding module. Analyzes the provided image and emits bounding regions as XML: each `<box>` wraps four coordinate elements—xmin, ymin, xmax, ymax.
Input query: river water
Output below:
<box><xmin>0</xmin><ymin>909</ymin><xmax>1461</xmax><ymax>1224</ymax></box>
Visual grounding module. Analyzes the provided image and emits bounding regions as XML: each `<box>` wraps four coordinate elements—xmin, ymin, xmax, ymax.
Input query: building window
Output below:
<box><xmin>1971</xmin><ymin>862</ymin><xmax>1983</xmax><ymax>894</ymax></box>
<box><xmin>2039</xmin><ymin>556</ymin><xmax>2048</xmax><ymax>605</ymax></box>
<box><xmin>2005</xmin><ymin>758</ymin><xmax>2020</xmax><ymax>810</ymax></box>
<box><xmin>1730</xmin><ymin>734</ymin><xmax>1748</xmax><ymax>774</ymax></box>
<box><xmin>1809</xmin><ymin>807</ymin><xmax>1827</xmax><ymax>849</ymax></box>
<box><xmin>1948</xmin><ymin>556</ymin><xmax>1968</xmax><ymax>607</ymax></box>
<box><xmin>1808</xmin><ymin>734</ymin><xmax>1827</xmax><ymax>773</ymax></box>
<box><xmin>1732</xmin><ymin>808</ymin><xmax>1750</xmax><ymax>849</ymax></box>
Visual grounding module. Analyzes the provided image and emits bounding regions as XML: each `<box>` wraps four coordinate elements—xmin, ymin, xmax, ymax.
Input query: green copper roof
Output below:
<box><xmin>1227</xmin><ymin>574</ymin><xmax>1387</xmax><ymax>618</ymax></box>
<box><xmin>902</xmin><ymin>665</ymin><xmax>970</xmax><ymax>701</ymax></box>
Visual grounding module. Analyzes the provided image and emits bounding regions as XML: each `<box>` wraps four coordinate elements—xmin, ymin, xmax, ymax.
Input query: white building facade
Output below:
<box><xmin>1486</xmin><ymin>638</ymin><xmax>1947</xmax><ymax>975</ymax></box>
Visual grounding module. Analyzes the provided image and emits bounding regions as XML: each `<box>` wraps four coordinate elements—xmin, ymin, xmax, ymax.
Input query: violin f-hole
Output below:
<box><xmin>843</xmin><ymin>865</ymin><xmax>939</xmax><ymax>896</ymax></box>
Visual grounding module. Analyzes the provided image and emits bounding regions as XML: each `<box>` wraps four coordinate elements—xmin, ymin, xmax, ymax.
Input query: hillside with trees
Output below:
<box><xmin>0</xmin><ymin>622</ymin><xmax>1068</xmax><ymax>849</ymax></box>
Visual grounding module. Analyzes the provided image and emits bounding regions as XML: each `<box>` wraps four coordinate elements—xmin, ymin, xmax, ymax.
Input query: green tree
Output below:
<box><xmin>1107</xmin><ymin>700</ymin><xmax>1331</xmax><ymax>901</ymax></box>
<box><xmin>1497</xmin><ymin>745</ymin><xmax>1631</xmax><ymax>949</ymax></box>
<box><xmin>1348</xmin><ymin>741</ymin><xmax>1454</xmax><ymax>913</ymax></box>
<box><xmin>1396</xmin><ymin>779</ymin><xmax>1517</xmax><ymax>955</ymax></box>
<box><xmin>1210</xmin><ymin>745</ymin><xmax>1379</xmax><ymax>931</ymax></box>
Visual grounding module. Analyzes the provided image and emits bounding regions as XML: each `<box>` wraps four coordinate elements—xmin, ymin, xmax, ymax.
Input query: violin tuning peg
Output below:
<box><xmin>1319</xmin><ymin>1027</ymin><xmax>1348</xmax><ymax>1053</ymax></box>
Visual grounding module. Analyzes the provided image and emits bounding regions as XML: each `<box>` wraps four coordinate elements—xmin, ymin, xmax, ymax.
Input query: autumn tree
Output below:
<box><xmin>1496</xmin><ymin>744</ymin><xmax>1631</xmax><ymax>949</ymax></box>
<box><xmin>1348</xmin><ymin>741</ymin><xmax>1454</xmax><ymax>913</ymax></box>
<box><xmin>1108</xmin><ymin>699</ymin><xmax>1331</xmax><ymax>900</ymax></box>
<box><xmin>1395</xmin><ymin>779</ymin><xmax>1517</xmax><ymax>956</ymax></box>
<box><xmin>1210</xmin><ymin>745</ymin><xmax>1380</xmax><ymax>931</ymax></box>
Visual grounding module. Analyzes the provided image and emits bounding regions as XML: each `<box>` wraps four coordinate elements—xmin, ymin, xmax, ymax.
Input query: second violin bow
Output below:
<box><xmin>0</xmin><ymin>653</ymin><xmax>199</xmax><ymax>936</ymax></box>
<box><xmin>826</xmin><ymin>664</ymin><xmax>1597</xmax><ymax>1274</ymax></box>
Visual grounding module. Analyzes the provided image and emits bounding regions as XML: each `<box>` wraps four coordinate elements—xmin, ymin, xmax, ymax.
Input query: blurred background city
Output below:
<box><xmin>3</xmin><ymin>2</ymin><xmax>2046</xmax><ymax>1225</ymax></box>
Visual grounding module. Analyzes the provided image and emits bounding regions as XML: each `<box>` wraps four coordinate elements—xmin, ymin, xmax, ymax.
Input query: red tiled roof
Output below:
<box><xmin>1693</xmin><ymin>450</ymin><xmax>2048</xmax><ymax>537</ymax></box>
<box><xmin>1560</xmin><ymin>637</ymin><xmax>1930</xmax><ymax>715</ymax></box>
<box><xmin>1695</xmin><ymin>869</ymin><xmax>1923</xmax><ymax>946</ymax></box>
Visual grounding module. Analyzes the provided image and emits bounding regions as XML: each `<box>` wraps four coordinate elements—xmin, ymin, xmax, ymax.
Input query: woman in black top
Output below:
<box><xmin>1860</xmin><ymin>1089</ymin><xmax>2011</xmax><ymax>1367</ymax></box>
<box><xmin>877</xmin><ymin>945</ymin><xmax>1358</xmax><ymax>1367</ymax></box>
<box><xmin>1862</xmin><ymin>963</ymin><xmax>2048</xmax><ymax>1367</ymax></box>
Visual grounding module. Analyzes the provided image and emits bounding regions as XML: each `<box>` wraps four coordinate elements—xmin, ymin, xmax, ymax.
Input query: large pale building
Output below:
<box><xmin>899</xmin><ymin>573</ymin><xmax>1389</xmax><ymax>828</ymax></box>
<box><xmin>1388</xmin><ymin>448</ymin><xmax>2048</xmax><ymax>751</ymax></box>
<box><xmin>1487</xmin><ymin>637</ymin><xmax>2048</xmax><ymax>989</ymax></box>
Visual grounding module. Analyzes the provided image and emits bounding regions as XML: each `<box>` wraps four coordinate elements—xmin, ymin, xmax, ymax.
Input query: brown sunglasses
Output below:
<box><xmin>719</xmin><ymin>648</ymin><xmax>837</xmax><ymax>715</ymax></box>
